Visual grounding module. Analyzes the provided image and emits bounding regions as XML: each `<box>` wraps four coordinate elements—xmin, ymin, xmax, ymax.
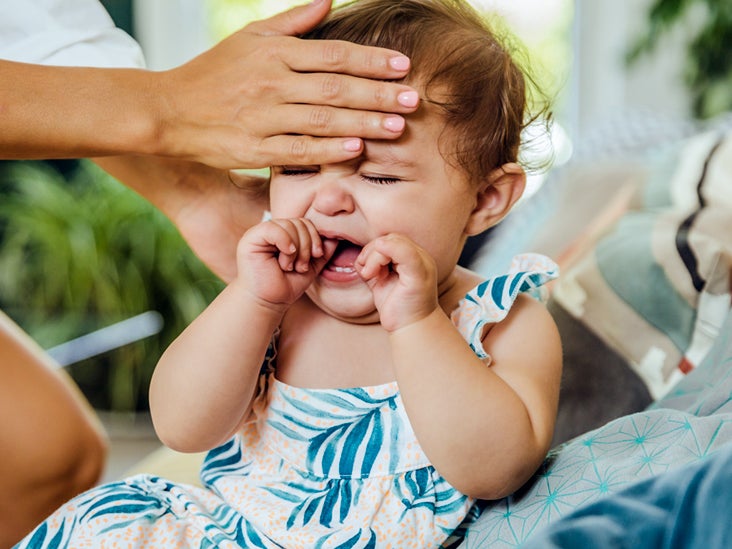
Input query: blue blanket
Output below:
<box><xmin>461</xmin><ymin>307</ymin><xmax>732</xmax><ymax>548</ymax></box>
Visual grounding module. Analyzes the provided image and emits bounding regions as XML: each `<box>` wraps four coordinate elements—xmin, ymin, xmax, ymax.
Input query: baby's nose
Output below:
<box><xmin>312</xmin><ymin>179</ymin><xmax>355</xmax><ymax>216</ymax></box>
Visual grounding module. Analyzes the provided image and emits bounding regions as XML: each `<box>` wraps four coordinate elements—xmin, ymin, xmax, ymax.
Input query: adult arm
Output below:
<box><xmin>93</xmin><ymin>156</ymin><xmax>267</xmax><ymax>282</ymax></box>
<box><xmin>0</xmin><ymin>0</ymin><xmax>419</xmax><ymax>169</ymax></box>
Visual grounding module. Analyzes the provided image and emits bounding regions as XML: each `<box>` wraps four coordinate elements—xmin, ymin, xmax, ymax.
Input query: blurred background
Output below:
<box><xmin>1</xmin><ymin>0</ymin><xmax>730</xmax><ymax>420</ymax></box>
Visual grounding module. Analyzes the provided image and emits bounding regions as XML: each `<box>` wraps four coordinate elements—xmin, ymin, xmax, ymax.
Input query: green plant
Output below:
<box><xmin>627</xmin><ymin>0</ymin><xmax>732</xmax><ymax>118</ymax></box>
<box><xmin>0</xmin><ymin>161</ymin><xmax>223</xmax><ymax>411</ymax></box>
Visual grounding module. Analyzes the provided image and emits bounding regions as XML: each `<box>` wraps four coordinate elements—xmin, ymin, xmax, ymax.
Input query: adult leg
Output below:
<box><xmin>521</xmin><ymin>443</ymin><xmax>732</xmax><ymax>549</ymax></box>
<box><xmin>0</xmin><ymin>311</ymin><xmax>107</xmax><ymax>547</ymax></box>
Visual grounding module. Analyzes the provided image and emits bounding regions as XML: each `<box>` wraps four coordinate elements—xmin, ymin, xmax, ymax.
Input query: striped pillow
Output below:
<box><xmin>552</xmin><ymin>131</ymin><xmax>732</xmax><ymax>402</ymax></box>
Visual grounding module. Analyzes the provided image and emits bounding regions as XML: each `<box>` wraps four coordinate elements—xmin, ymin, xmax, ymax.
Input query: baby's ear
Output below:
<box><xmin>464</xmin><ymin>163</ymin><xmax>526</xmax><ymax>236</ymax></box>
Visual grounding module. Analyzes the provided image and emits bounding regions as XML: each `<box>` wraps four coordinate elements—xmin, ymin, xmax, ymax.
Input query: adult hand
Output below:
<box><xmin>152</xmin><ymin>0</ymin><xmax>419</xmax><ymax>169</ymax></box>
<box><xmin>1</xmin><ymin>0</ymin><xmax>418</xmax><ymax>168</ymax></box>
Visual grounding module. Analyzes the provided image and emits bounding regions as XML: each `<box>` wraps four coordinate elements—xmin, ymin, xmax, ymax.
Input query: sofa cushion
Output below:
<box><xmin>552</xmin><ymin>131</ymin><xmax>732</xmax><ymax>420</ymax></box>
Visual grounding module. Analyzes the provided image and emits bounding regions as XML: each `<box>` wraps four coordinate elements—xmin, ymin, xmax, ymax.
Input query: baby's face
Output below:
<box><xmin>269</xmin><ymin>103</ymin><xmax>479</xmax><ymax>322</ymax></box>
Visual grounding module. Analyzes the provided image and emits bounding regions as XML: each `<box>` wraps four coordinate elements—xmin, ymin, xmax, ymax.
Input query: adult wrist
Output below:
<box><xmin>107</xmin><ymin>68</ymin><xmax>169</xmax><ymax>157</ymax></box>
<box><xmin>139</xmin><ymin>67</ymin><xmax>197</xmax><ymax>161</ymax></box>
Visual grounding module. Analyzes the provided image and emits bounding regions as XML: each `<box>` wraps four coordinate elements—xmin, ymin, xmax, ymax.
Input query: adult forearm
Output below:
<box><xmin>0</xmin><ymin>60</ymin><xmax>159</xmax><ymax>160</ymax></box>
<box><xmin>94</xmin><ymin>156</ymin><xmax>268</xmax><ymax>282</ymax></box>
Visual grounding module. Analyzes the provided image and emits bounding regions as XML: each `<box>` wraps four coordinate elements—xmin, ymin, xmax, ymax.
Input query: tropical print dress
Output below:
<box><xmin>16</xmin><ymin>254</ymin><xmax>557</xmax><ymax>549</ymax></box>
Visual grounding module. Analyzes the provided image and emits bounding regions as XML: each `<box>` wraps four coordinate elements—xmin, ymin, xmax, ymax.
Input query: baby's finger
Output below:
<box><xmin>302</xmin><ymin>220</ymin><xmax>325</xmax><ymax>259</ymax></box>
<box><xmin>253</xmin><ymin>220</ymin><xmax>298</xmax><ymax>271</ymax></box>
<box><xmin>288</xmin><ymin>218</ymin><xmax>316</xmax><ymax>273</ymax></box>
<box><xmin>310</xmin><ymin>236</ymin><xmax>339</xmax><ymax>276</ymax></box>
<box><xmin>356</xmin><ymin>246</ymin><xmax>393</xmax><ymax>281</ymax></box>
<box><xmin>265</xmin><ymin>219</ymin><xmax>303</xmax><ymax>272</ymax></box>
<box><xmin>372</xmin><ymin>235</ymin><xmax>433</xmax><ymax>283</ymax></box>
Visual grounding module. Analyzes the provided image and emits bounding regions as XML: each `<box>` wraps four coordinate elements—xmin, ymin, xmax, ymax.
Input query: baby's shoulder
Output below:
<box><xmin>449</xmin><ymin>256</ymin><xmax>559</xmax><ymax>356</ymax></box>
<box><xmin>452</xmin><ymin>266</ymin><xmax>486</xmax><ymax>295</ymax></box>
<box><xmin>458</xmin><ymin>254</ymin><xmax>559</xmax><ymax>304</ymax></box>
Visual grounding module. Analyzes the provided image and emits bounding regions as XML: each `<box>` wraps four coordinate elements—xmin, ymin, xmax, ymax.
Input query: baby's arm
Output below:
<box><xmin>358</xmin><ymin>235</ymin><xmax>561</xmax><ymax>500</ymax></box>
<box><xmin>391</xmin><ymin>297</ymin><xmax>560</xmax><ymax>500</ymax></box>
<box><xmin>150</xmin><ymin>218</ymin><xmax>335</xmax><ymax>453</ymax></box>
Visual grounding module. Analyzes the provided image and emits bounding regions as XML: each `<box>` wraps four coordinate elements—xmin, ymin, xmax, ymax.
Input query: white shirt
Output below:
<box><xmin>0</xmin><ymin>0</ymin><xmax>145</xmax><ymax>67</ymax></box>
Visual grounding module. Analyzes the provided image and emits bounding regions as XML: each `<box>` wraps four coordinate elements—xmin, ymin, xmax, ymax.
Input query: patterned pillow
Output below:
<box><xmin>552</xmin><ymin>131</ymin><xmax>732</xmax><ymax>416</ymax></box>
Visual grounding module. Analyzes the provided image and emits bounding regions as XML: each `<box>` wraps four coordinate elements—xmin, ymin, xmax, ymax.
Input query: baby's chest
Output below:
<box><xmin>275</xmin><ymin>319</ymin><xmax>394</xmax><ymax>389</ymax></box>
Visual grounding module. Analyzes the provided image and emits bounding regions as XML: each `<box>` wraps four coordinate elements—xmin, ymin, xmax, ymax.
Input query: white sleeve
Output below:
<box><xmin>0</xmin><ymin>0</ymin><xmax>146</xmax><ymax>68</ymax></box>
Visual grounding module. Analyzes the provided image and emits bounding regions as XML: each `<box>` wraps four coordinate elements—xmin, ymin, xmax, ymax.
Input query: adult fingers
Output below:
<box><xmin>215</xmin><ymin>110</ymin><xmax>406</xmax><ymax>168</ymax></box>
<box><xmin>278</xmin><ymin>72</ymin><xmax>419</xmax><ymax>114</ymax></box>
<box><xmin>265</xmin><ymin>104</ymin><xmax>407</xmax><ymax>140</ymax></box>
<box><xmin>247</xmin><ymin>0</ymin><xmax>334</xmax><ymax>37</ymax></box>
<box><xmin>251</xmin><ymin>135</ymin><xmax>366</xmax><ymax>168</ymax></box>
<box><xmin>247</xmin><ymin>4</ymin><xmax>412</xmax><ymax>81</ymax></box>
<box><xmin>278</xmin><ymin>37</ymin><xmax>413</xmax><ymax>81</ymax></box>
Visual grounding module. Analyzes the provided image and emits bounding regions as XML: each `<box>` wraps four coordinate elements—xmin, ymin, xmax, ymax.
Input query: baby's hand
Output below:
<box><xmin>356</xmin><ymin>234</ymin><xmax>439</xmax><ymax>332</ymax></box>
<box><xmin>236</xmin><ymin>218</ymin><xmax>337</xmax><ymax>309</ymax></box>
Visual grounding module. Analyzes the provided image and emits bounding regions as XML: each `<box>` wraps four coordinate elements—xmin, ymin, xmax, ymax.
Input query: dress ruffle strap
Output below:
<box><xmin>451</xmin><ymin>253</ymin><xmax>559</xmax><ymax>360</ymax></box>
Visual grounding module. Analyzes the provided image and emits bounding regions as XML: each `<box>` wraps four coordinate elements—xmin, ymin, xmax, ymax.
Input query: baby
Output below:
<box><xmin>16</xmin><ymin>1</ymin><xmax>561</xmax><ymax>547</ymax></box>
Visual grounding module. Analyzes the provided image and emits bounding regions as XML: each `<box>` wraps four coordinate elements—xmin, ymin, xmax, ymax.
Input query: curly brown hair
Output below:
<box><xmin>302</xmin><ymin>0</ymin><xmax>552</xmax><ymax>184</ymax></box>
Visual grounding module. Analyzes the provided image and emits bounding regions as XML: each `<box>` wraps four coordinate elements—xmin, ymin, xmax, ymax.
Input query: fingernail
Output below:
<box><xmin>383</xmin><ymin>116</ymin><xmax>405</xmax><ymax>133</ymax></box>
<box><xmin>389</xmin><ymin>56</ymin><xmax>410</xmax><ymax>71</ymax></box>
<box><xmin>343</xmin><ymin>138</ymin><xmax>362</xmax><ymax>152</ymax></box>
<box><xmin>397</xmin><ymin>91</ymin><xmax>419</xmax><ymax>108</ymax></box>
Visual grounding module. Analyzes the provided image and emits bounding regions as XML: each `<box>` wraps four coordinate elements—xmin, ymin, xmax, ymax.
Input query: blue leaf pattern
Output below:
<box><xmin>453</xmin><ymin>254</ymin><xmax>558</xmax><ymax>359</ymax></box>
<box><xmin>200</xmin><ymin>437</ymin><xmax>249</xmax><ymax>486</ymax></box>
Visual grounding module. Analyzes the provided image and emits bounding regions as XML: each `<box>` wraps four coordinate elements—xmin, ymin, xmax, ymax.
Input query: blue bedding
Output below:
<box><xmin>460</xmin><ymin>306</ymin><xmax>732</xmax><ymax>548</ymax></box>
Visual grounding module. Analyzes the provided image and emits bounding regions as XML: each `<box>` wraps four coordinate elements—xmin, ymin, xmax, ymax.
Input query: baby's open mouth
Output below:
<box><xmin>325</xmin><ymin>239</ymin><xmax>363</xmax><ymax>274</ymax></box>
